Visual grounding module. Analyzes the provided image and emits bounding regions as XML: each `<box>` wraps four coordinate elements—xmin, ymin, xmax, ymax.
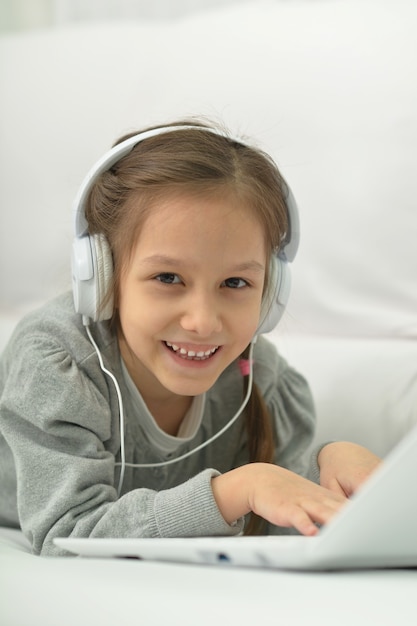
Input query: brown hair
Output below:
<box><xmin>86</xmin><ymin>119</ymin><xmax>289</xmax><ymax>534</ymax></box>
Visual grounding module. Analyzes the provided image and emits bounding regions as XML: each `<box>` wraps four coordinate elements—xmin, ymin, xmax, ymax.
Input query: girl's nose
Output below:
<box><xmin>179</xmin><ymin>291</ymin><xmax>222</xmax><ymax>337</ymax></box>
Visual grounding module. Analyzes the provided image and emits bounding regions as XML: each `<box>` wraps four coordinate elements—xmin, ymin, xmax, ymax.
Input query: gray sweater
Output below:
<box><xmin>0</xmin><ymin>293</ymin><xmax>316</xmax><ymax>556</ymax></box>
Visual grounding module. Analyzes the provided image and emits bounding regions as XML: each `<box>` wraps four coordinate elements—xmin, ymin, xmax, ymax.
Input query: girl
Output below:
<box><xmin>0</xmin><ymin>120</ymin><xmax>380</xmax><ymax>555</ymax></box>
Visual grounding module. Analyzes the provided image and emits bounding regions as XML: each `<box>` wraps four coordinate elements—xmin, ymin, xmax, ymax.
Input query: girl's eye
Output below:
<box><xmin>155</xmin><ymin>273</ymin><xmax>181</xmax><ymax>284</ymax></box>
<box><xmin>223</xmin><ymin>277</ymin><xmax>248</xmax><ymax>289</ymax></box>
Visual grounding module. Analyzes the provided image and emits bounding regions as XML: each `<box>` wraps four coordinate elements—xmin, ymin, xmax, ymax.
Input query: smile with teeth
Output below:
<box><xmin>165</xmin><ymin>342</ymin><xmax>219</xmax><ymax>361</ymax></box>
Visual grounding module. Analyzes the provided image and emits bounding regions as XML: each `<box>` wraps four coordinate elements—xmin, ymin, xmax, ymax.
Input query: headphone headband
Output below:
<box><xmin>73</xmin><ymin>125</ymin><xmax>299</xmax><ymax>262</ymax></box>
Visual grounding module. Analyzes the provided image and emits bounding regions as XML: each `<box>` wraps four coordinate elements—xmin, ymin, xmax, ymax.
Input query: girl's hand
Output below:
<box><xmin>211</xmin><ymin>463</ymin><xmax>347</xmax><ymax>536</ymax></box>
<box><xmin>317</xmin><ymin>442</ymin><xmax>382</xmax><ymax>497</ymax></box>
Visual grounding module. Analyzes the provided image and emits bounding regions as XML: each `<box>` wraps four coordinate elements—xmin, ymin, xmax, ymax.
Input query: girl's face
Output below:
<box><xmin>117</xmin><ymin>192</ymin><xmax>267</xmax><ymax>403</ymax></box>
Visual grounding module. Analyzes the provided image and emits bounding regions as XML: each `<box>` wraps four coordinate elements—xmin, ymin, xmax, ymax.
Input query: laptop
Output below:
<box><xmin>54</xmin><ymin>423</ymin><xmax>417</xmax><ymax>571</ymax></box>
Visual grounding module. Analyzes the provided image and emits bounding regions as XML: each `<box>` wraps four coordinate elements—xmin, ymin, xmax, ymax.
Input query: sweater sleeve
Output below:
<box><xmin>0</xmin><ymin>325</ymin><xmax>243</xmax><ymax>556</ymax></box>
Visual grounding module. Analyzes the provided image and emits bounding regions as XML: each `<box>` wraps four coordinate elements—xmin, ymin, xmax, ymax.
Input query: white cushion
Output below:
<box><xmin>271</xmin><ymin>332</ymin><xmax>417</xmax><ymax>456</ymax></box>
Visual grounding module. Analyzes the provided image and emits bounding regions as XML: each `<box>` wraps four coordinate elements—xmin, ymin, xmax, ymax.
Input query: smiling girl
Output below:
<box><xmin>0</xmin><ymin>121</ymin><xmax>380</xmax><ymax>555</ymax></box>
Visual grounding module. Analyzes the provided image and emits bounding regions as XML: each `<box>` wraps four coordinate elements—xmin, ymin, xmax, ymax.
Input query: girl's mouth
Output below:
<box><xmin>164</xmin><ymin>341</ymin><xmax>219</xmax><ymax>361</ymax></box>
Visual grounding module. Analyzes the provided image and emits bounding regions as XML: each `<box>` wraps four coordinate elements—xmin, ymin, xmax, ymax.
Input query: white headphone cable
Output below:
<box><xmin>85</xmin><ymin>323</ymin><xmax>126</xmax><ymax>495</ymax></box>
<box><xmin>86</xmin><ymin>323</ymin><xmax>256</xmax><ymax>496</ymax></box>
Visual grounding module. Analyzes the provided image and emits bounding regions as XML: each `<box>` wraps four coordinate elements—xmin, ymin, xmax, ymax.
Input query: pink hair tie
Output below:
<box><xmin>238</xmin><ymin>359</ymin><xmax>254</xmax><ymax>377</ymax></box>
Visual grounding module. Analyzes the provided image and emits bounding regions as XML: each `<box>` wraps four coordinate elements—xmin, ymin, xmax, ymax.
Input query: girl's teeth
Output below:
<box><xmin>165</xmin><ymin>342</ymin><xmax>218</xmax><ymax>360</ymax></box>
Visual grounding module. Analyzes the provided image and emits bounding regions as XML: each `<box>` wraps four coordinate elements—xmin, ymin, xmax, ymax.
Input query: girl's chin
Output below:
<box><xmin>157</xmin><ymin>371</ymin><xmax>217</xmax><ymax>397</ymax></box>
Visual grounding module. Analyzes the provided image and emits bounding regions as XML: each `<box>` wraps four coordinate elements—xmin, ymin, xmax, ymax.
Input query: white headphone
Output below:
<box><xmin>71</xmin><ymin>124</ymin><xmax>300</xmax><ymax>333</ymax></box>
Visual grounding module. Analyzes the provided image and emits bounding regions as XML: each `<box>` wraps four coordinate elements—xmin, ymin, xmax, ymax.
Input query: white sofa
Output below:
<box><xmin>1</xmin><ymin>1</ymin><xmax>417</xmax><ymax>624</ymax></box>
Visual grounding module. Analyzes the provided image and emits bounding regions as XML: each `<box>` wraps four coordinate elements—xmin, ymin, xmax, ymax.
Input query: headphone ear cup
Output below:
<box><xmin>92</xmin><ymin>233</ymin><xmax>114</xmax><ymax>321</ymax></box>
<box><xmin>257</xmin><ymin>256</ymin><xmax>291</xmax><ymax>335</ymax></box>
<box><xmin>71</xmin><ymin>233</ymin><xmax>114</xmax><ymax>322</ymax></box>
